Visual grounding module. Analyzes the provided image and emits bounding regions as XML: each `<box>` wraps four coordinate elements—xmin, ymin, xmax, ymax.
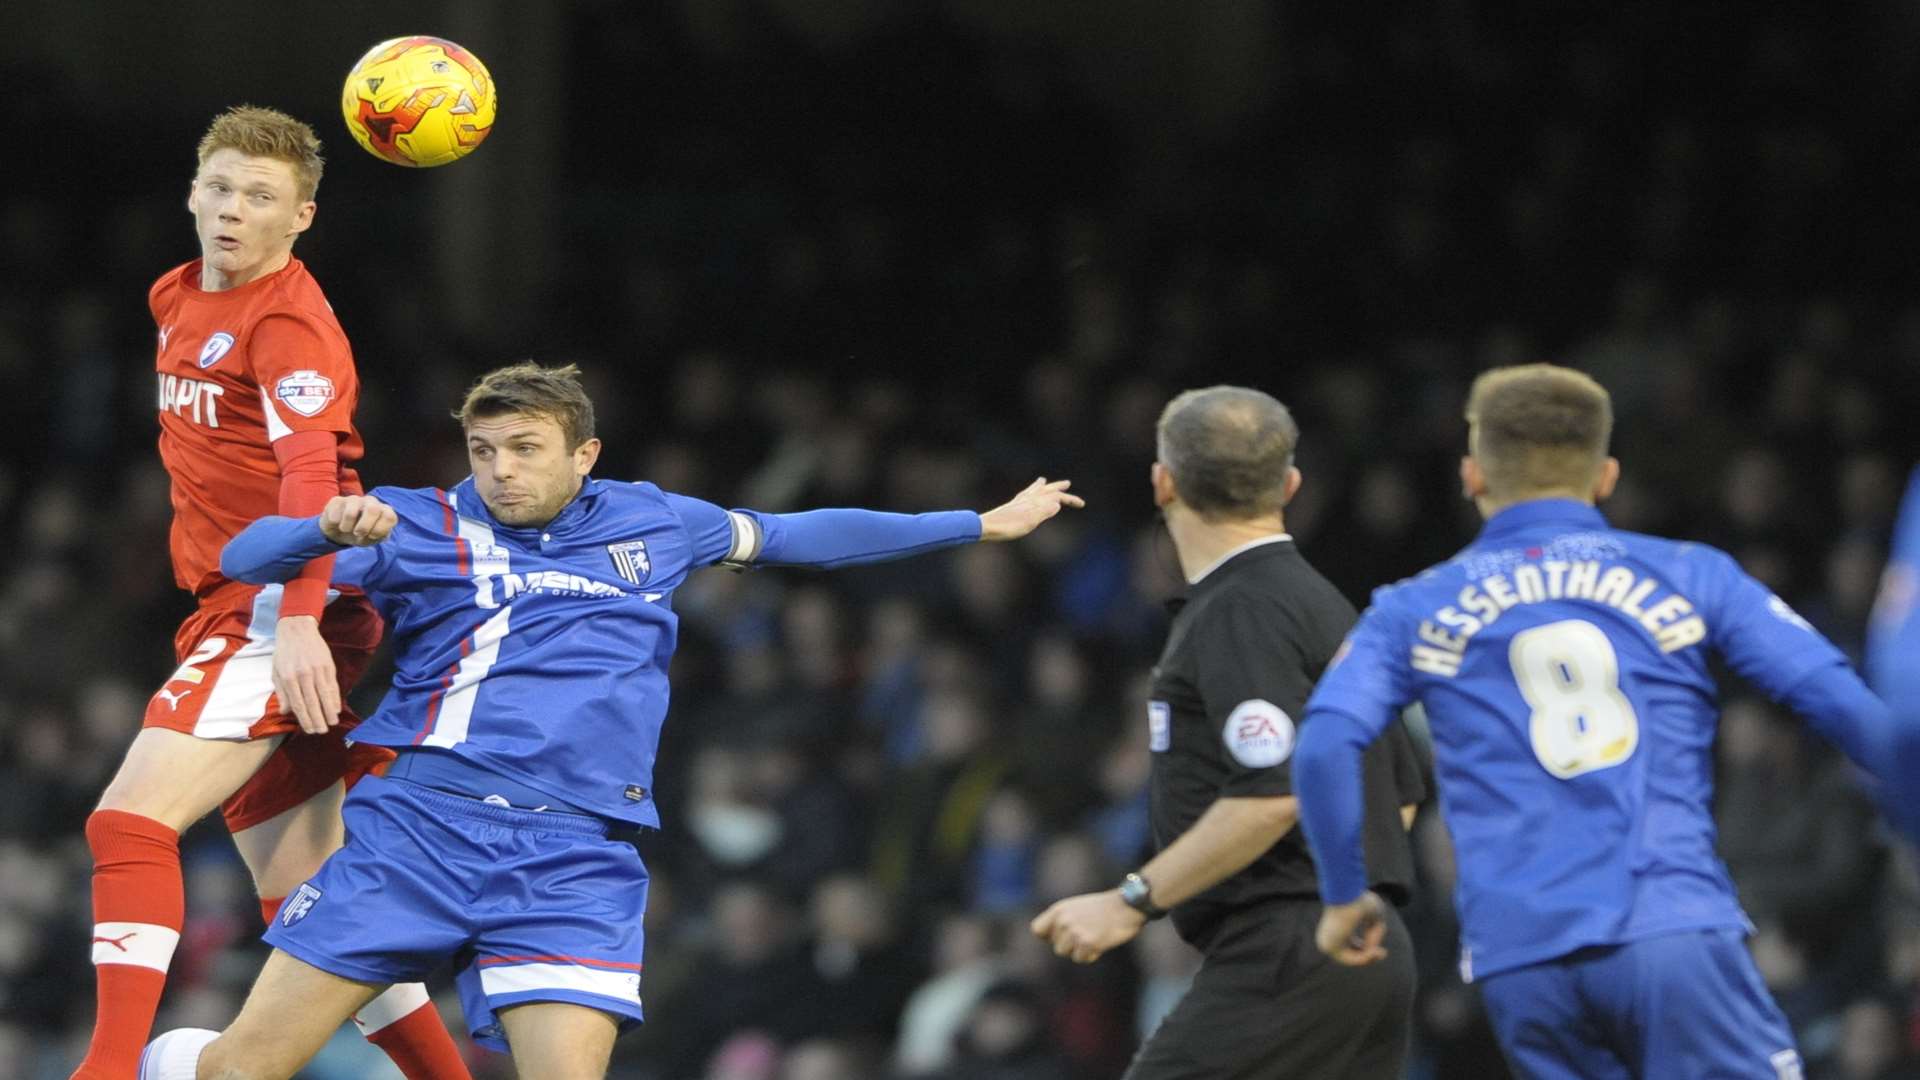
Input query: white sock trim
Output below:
<box><xmin>353</xmin><ymin>981</ymin><xmax>432</xmax><ymax>1035</ymax></box>
<box><xmin>140</xmin><ymin>1028</ymin><xmax>218</xmax><ymax>1080</ymax></box>
<box><xmin>91</xmin><ymin>922</ymin><xmax>181</xmax><ymax>972</ymax></box>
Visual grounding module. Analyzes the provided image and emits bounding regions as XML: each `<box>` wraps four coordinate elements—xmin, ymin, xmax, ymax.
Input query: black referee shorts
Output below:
<box><xmin>1125</xmin><ymin>899</ymin><xmax>1415</xmax><ymax>1080</ymax></box>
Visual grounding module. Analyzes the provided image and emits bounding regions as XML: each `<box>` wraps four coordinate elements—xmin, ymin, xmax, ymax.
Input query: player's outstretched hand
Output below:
<box><xmin>273</xmin><ymin>615</ymin><xmax>341</xmax><ymax>735</ymax></box>
<box><xmin>1029</xmin><ymin>889</ymin><xmax>1145</xmax><ymax>965</ymax></box>
<box><xmin>319</xmin><ymin>494</ymin><xmax>397</xmax><ymax>547</ymax></box>
<box><xmin>979</xmin><ymin>477</ymin><xmax>1085</xmax><ymax>542</ymax></box>
<box><xmin>1315</xmin><ymin>890</ymin><xmax>1390</xmax><ymax>966</ymax></box>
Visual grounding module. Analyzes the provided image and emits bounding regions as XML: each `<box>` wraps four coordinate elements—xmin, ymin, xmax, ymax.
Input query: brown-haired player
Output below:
<box><xmin>139</xmin><ymin>361</ymin><xmax>1083</xmax><ymax>1078</ymax></box>
<box><xmin>69</xmin><ymin>107</ymin><xmax>469</xmax><ymax>1080</ymax></box>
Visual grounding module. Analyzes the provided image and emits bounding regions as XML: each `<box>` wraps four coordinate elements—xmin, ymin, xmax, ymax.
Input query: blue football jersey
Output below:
<box><xmin>1304</xmin><ymin>498</ymin><xmax>1881</xmax><ymax>981</ymax></box>
<box><xmin>319</xmin><ymin>477</ymin><xmax>738</xmax><ymax>826</ymax></box>
<box><xmin>223</xmin><ymin>477</ymin><xmax>981</xmax><ymax>827</ymax></box>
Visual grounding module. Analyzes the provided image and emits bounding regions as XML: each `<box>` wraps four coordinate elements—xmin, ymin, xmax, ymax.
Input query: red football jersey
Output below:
<box><xmin>151</xmin><ymin>256</ymin><xmax>366</xmax><ymax>595</ymax></box>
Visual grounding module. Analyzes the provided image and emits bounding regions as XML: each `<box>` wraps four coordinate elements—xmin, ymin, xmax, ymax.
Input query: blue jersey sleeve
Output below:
<box><xmin>663</xmin><ymin>492</ymin><xmax>982</xmax><ymax>570</ymax></box>
<box><xmin>1296</xmin><ymin>589</ymin><xmax>1415</xmax><ymax>905</ymax></box>
<box><xmin>661</xmin><ymin>493</ymin><xmax>742</xmax><ymax>567</ymax></box>
<box><xmin>221</xmin><ymin>515</ymin><xmax>388</xmax><ymax>589</ymax></box>
<box><xmin>1701</xmin><ymin>546</ymin><xmax>1849</xmax><ymax>700</ymax></box>
<box><xmin>1870</xmin><ymin>466</ymin><xmax>1920</xmax><ymax>717</ymax></box>
<box><xmin>1703</xmin><ymin>546</ymin><xmax>1899</xmax><ymax>778</ymax></box>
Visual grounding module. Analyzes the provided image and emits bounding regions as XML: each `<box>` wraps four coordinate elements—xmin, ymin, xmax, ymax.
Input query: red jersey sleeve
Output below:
<box><xmin>275</xmin><ymin>430</ymin><xmax>344</xmax><ymax>618</ymax></box>
<box><xmin>249</xmin><ymin>312</ymin><xmax>358</xmax><ymax>442</ymax></box>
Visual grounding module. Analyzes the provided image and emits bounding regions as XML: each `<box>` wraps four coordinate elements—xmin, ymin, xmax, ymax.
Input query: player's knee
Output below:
<box><xmin>84</xmin><ymin>808</ymin><xmax>174</xmax><ymax>861</ymax></box>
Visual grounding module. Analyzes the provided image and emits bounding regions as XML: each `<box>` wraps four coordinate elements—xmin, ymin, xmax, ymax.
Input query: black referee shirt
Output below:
<box><xmin>1148</xmin><ymin>536</ymin><xmax>1425</xmax><ymax>948</ymax></box>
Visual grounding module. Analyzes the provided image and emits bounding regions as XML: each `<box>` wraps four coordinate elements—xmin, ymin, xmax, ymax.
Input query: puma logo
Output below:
<box><xmin>155</xmin><ymin>688</ymin><xmax>190</xmax><ymax>710</ymax></box>
<box><xmin>93</xmin><ymin>931</ymin><xmax>138</xmax><ymax>952</ymax></box>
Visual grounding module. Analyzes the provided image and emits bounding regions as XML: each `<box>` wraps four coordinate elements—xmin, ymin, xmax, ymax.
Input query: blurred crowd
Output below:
<box><xmin>6</xmin><ymin>2</ymin><xmax>1920</xmax><ymax>1078</ymax></box>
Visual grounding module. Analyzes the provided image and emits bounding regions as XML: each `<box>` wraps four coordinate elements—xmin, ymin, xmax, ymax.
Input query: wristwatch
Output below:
<box><xmin>1118</xmin><ymin>871</ymin><xmax>1168</xmax><ymax>920</ymax></box>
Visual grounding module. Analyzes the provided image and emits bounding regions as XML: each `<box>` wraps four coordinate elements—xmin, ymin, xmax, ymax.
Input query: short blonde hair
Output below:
<box><xmin>1465</xmin><ymin>364</ymin><xmax>1612</xmax><ymax>499</ymax></box>
<box><xmin>196</xmin><ymin>106</ymin><xmax>324</xmax><ymax>201</ymax></box>
<box><xmin>455</xmin><ymin>362</ymin><xmax>597</xmax><ymax>450</ymax></box>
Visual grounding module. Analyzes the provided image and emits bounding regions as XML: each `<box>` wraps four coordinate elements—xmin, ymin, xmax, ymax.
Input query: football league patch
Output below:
<box><xmin>281</xmin><ymin>882</ymin><xmax>323</xmax><ymax>927</ymax></box>
<box><xmin>274</xmin><ymin>370</ymin><xmax>336</xmax><ymax>417</ymax></box>
<box><xmin>197</xmin><ymin>331</ymin><xmax>236</xmax><ymax>369</ymax></box>
<box><xmin>1223</xmin><ymin>698</ymin><xmax>1295</xmax><ymax>768</ymax></box>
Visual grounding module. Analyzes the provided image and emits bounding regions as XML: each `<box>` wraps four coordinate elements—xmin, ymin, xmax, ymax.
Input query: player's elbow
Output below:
<box><xmin>1259</xmin><ymin>795</ymin><xmax>1300</xmax><ymax>834</ymax></box>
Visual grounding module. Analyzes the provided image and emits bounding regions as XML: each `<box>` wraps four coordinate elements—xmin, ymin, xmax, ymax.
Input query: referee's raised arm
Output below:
<box><xmin>1030</xmin><ymin>386</ymin><xmax>1421</xmax><ymax>1080</ymax></box>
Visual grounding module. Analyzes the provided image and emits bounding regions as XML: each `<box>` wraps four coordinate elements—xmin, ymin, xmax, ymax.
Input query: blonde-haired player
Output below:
<box><xmin>69</xmin><ymin>107</ymin><xmax>469</xmax><ymax>1080</ymax></box>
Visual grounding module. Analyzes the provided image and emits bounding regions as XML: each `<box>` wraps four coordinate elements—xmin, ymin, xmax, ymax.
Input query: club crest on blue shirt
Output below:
<box><xmin>281</xmin><ymin>882</ymin><xmax>322</xmax><ymax>927</ymax></box>
<box><xmin>606</xmin><ymin>539</ymin><xmax>651</xmax><ymax>585</ymax></box>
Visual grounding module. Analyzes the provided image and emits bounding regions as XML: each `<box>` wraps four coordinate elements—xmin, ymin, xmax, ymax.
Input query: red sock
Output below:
<box><xmin>71</xmin><ymin>810</ymin><xmax>183</xmax><ymax>1080</ymax></box>
<box><xmin>355</xmin><ymin>984</ymin><xmax>473</xmax><ymax>1080</ymax></box>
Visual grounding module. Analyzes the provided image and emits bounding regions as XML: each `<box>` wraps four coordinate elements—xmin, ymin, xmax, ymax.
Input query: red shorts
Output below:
<box><xmin>143</xmin><ymin>581</ymin><xmax>393</xmax><ymax>832</ymax></box>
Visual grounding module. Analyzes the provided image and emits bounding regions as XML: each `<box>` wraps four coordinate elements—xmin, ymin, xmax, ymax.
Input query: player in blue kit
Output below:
<box><xmin>1870</xmin><ymin>465</ymin><xmax>1920</xmax><ymax>843</ymax></box>
<box><xmin>140</xmin><ymin>362</ymin><xmax>1083</xmax><ymax>1080</ymax></box>
<box><xmin>1292</xmin><ymin>364</ymin><xmax>1917</xmax><ymax>1080</ymax></box>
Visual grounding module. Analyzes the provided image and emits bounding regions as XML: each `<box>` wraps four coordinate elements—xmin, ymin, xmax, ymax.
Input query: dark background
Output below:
<box><xmin>3</xmin><ymin>1</ymin><xmax>1920</xmax><ymax>1077</ymax></box>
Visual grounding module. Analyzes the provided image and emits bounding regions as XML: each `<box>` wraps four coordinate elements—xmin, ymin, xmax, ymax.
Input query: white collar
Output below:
<box><xmin>1187</xmin><ymin>533</ymin><xmax>1293</xmax><ymax>585</ymax></box>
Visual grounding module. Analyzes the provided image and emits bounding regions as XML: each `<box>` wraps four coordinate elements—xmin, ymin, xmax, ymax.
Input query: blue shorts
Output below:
<box><xmin>1477</xmin><ymin>928</ymin><xmax>1802</xmax><ymax>1080</ymax></box>
<box><xmin>263</xmin><ymin>775</ymin><xmax>648</xmax><ymax>1053</ymax></box>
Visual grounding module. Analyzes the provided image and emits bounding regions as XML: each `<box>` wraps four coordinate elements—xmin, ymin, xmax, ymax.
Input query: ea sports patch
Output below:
<box><xmin>280</xmin><ymin>882</ymin><xmax>323</xmax><ymax>926</ymax></box>
<box><xmin>274</xmin><ymin>370</ymin><xmax>336</xmax><ymax>417</ymax></box>
<box><xmin>1223</xmin><ymin>698</ymin><xmax>1295</xmax><ymax>768</ymax></box>
<box><xmin>197</xmin><ymin>331</ymin><xmax>236</xmax><ymax>369</ymax></box>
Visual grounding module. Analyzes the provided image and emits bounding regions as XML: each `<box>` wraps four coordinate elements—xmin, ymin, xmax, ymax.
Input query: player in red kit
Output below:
<box><xmin>69</xmin><ymin>107</ymin><xmax>470</xmax><ymax>1080</ymax></box>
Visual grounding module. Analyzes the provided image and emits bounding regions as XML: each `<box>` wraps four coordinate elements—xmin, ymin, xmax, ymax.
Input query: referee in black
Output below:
<box><xmin>1032</xmin><ymin>385</ymin><xmax>1424</xmax><ymax>1079</ymax></box>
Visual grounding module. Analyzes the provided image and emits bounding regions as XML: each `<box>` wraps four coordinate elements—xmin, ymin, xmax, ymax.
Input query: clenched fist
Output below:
<box><xmin>318</xmin><ymin>494</ymin><xmax>397</xmax><ymax>547</ymax></box>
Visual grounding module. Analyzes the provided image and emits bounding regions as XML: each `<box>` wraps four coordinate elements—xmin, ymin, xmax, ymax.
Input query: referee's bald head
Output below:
<box><xmin>1155</xmin><ymin>386</ymin><xmax>1299</xmax><ymax>521</ymax></box>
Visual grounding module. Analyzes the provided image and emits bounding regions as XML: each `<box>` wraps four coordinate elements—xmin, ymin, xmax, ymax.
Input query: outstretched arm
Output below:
<box><xmin>670</xmin><ymin>478</ymin><xmax>1084</xmax><ymax>571</ymax></box>
<box><xmin>221</xmin><ymin>496</ymin><xmax>397</xmax><ymax>585</ymax></box>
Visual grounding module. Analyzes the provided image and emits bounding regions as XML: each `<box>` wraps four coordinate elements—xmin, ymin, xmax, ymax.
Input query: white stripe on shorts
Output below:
<box><xmin>477</xmin><ymin>962</ymin><xmax>641</xmax><ymax>1004</ymax></box>
<box><xmin>193</xmin><ymin>584</ymin><xmax>283</xmax><ymax>740</ymax></box>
